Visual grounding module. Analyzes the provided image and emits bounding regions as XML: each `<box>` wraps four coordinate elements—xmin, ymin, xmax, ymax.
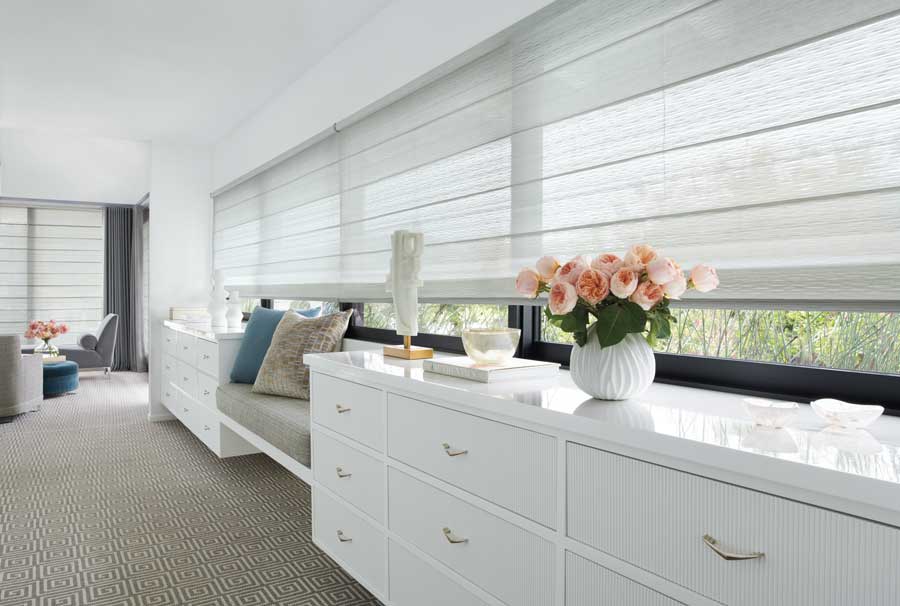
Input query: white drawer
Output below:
<box><xmin>161</xmin><ymin>354</ymin><xmax>176</xmax><ymax>387</ymax></box>
<box><xmin>175</xmin><ymin>331</ymin><xmax>196</xmax><ymax>365</ymax></box>
<box><xmin>173</xmin><ymin>389</ymin><xmax>195</xmax><ymax>425</ymax></box>
<box><xmin>567</xmin><ymin>443</ymin><xmax>900</xmax><ymax>606</ymax></box>
<box><xmin>161</xmin><ymin>379</ymin><xmax>178</xmax><ymax>412</ymax></box>
<box><xmin>175</xmin><ymin>360</ymin><xmax>198</xmax><ymax>401</ymax></box>
<box><xmin>566</xmin><ymin>551</ymin><xmax>681</xmax><ymax>606</ymax></box>
<box><xmin>311</xmin><ymin>373</ymin><xmax>383</xmax><ymax>451</ymax></box>
<box><xmin>195</xmin><ymin>338</ymin><xmax>218</xmax><ymax>379</ymax></box>
<box><xmin>313</xmin><ymin>487</ymin><xmax>385</xmax><ymax>597</ymax></box>
<box><xmin>387</xmin><ymin>394</ymin><xmax>557</xmax><ymax>528</ymax></box>
<box><xmin>389</xmin><ymin>540</ymin><xmax>487</xmax><ymax>606</ymax></box>
<box><xmin>163</xmin><ymin>327</ymin><xmax>177</xmax><ymax>356</ymax></box>
<box><xmin>388</xmin><ymin>469</ymin><xmax>554</xmax><ymax>606</ymax></box>
<box><xmin>314</xmin><ymin>431</ymin><xmax>385</xmax><ymax>523</ymax></box>
<box><xmin>189</xmin><ymin>404</ymin><xmax>220</xmax><ymax>455</ymax></box>
<box><xmin>196</xmin><ymin>372</ymin><xmax>217</xmax><ymax>412</ymax></box>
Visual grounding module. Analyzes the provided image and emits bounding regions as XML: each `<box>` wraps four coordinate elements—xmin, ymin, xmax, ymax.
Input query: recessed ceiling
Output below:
<box><xmin>0</xmin><ymin>0</ymin><xmax>390</xmax><ymax>143</ymax></box>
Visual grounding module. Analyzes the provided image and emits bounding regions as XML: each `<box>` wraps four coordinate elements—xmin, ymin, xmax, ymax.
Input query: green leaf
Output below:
<box><xmin>573</xmin><ymin>330</ymin><xmax>588</xmax><ymax>347</ymax></box>
<box><xmin>594</xmin><ymin>303</ymin><xmax>646</xmax><ymax>347</ymax></box>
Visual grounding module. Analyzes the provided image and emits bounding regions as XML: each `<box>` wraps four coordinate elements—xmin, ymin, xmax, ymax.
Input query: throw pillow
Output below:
<box><xmin>252</xmin><ymin>310</ymin><xmax>352</xmax><ymax>400</ymax></box>
<box><xmin>230</xmin><ymin>307</ymin><xmax>286</xmax><ymax>384</ymax></box>
<box><xmin>79</xmin><ymin>333</ymin><xmax>98</xmax><ymax>350</ymax></box>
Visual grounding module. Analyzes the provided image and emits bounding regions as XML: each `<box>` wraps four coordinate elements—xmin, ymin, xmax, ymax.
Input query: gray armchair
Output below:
<box><xmin>1</xmin><ymin>335</ymin><xmax>42</xmax><ymax>420</ymax></box>
<box><xmin>57</xmin><ymin>314</ymin><xmax>119</xmax><ymax>373</ymax></box>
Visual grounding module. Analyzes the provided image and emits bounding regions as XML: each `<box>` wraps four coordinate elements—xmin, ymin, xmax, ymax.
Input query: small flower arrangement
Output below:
<box><xmin>25</xmin><ymin>320</ymin><xmax>69</xmax><ymax>355</ymax></box>
<box><xmin>516</xmin><ymin>244</ymin><xmax>719</xmax><ymax>348</ymax></box>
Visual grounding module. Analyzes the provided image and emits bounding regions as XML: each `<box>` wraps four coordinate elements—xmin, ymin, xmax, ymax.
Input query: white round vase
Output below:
<box><xmin>570</xmin><ymin>333</ymin><xmax>655</xmax><ymax>400</ymax></box>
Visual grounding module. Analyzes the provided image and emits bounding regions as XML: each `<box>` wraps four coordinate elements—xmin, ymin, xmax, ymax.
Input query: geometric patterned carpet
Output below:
<box><xmin>0</xmin><ymin>372</ymin><xmax>381</xmax><ymax>606</ymax></box>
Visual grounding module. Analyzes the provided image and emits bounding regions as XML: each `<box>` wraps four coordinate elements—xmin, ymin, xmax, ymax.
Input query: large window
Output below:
<box><xmin>362</xmin><ymin>303</ymin><xmax>507</xmax><ymax>337</ymax></box>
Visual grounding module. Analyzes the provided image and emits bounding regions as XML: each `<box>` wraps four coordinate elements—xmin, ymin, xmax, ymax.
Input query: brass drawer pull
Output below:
<box><xmin>335</xmin><ymin>404</ymin><xmax>351</xmax><ymax>414</ymax></box>
<box><xmin>202</xmin><ymin>389</ymin><xmax>210</xmax><ymax>396</ymax></box>
<box><xmin>337</xmin><ymin>530</ymin><xmax>352</xmax><ymax>543</ymax></box>
<box><xmin>442</xmin><ymin>442</ymin><xmax>468</xmax><ymax>457</ymax></box>
<box><xmin>442</xmin><ymin>527</ymin><xmax>468</xmax><ymax>544</ymax></box>
<box><xmin>202</xmin><ymin>354</ymin><xmax>210</xmax><ymax>360</ymax></box>
<box><xmin>336</xmin><ymin>466</ymin><xmax>352</xmax><ymax>478</ymax></box>
<box><xmin>203</xmin><ymin>425</ymin><xmax>210</xmax><ymax>431</ymax></box>
<box><xmin>183</xmin><ymin>345</ymin><xmax>189</xmax><ymax>350</ymax></box>
<box><xmin>703</xmin><ymin>535</ymin><xmax>764</xmax><ymax>561</ymax></box>
<box><xmin>182</xmin><ymin>407</ymin><xmax>189</xmax><ymax>413</ymax></box>
<box><xmin>183</xmin><ymin>376</ymin><xmax>189</xmax><ymax>382</ymax></box>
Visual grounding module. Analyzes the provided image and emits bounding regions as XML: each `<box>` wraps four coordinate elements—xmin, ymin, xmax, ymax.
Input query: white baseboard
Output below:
<box><xmin>148</xmin><ymin>411</ymin><xmax>176</xmax><ymax>422</ymax></box>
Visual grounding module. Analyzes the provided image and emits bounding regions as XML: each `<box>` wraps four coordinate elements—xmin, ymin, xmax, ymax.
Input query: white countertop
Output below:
<box><xmin>164</xmin><ymin>319</ymin><xmax>246</xmax><ymax>340</ymax></box>
<box><xmin>305</xmin><ymin>350</ymin><xmax>900</xmax><ymax>527</ymax></box>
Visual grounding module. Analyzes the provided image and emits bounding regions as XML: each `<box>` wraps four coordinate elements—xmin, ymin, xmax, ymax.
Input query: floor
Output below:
<box><xmin>0</xmin><ymin>371</ymin><xmax>381</xmax><ymax>606</ymax></box>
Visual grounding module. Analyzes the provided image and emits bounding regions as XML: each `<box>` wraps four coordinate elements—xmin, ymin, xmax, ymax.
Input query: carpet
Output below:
<box><xmin>0</xmin><ymin>372</ymin><xmax>381</xmax><ymax>606</ymax></box>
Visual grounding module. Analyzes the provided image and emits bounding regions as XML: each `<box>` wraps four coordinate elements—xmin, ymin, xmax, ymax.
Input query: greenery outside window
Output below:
<box><xmin>362</xmin><ymin>303</ymin><xmax>507</xmax><ymax>337</ymax></box>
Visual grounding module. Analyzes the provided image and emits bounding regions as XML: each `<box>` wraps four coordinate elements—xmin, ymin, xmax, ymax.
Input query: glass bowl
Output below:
<box><xmin>462</xmin><ymin>328</ymin><xmax>521</xmax><ymax>365</ymax></box>
<box><xmin>742</xmin><ymin>397</ymin><xmax>799</xmax><ymax>428</ymax></box>
<box><xmin>810</xmin><ymin>398</ymin><xmax>884</xmax><ymax>429</ymax></box>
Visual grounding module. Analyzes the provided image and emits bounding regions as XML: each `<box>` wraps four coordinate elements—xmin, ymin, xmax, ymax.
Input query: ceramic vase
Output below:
<box><xmin>226</xmin><ymin>290</ymin><xmax>243</xmax><ymax>328</ymax></box>
<box><xmin>569</xmin><ymin>332</ymin><xmax>655</xmax><ymax>400</ymax></box>
<box><xmin>208</xmin><ymin>270</ymin><xmax>228</xmax><ymax>328</ymax></box>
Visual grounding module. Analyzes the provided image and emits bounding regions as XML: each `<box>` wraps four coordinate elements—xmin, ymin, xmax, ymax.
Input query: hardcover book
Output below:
<box><xmin>423</xmin><ymin>356</ymin><xmax>559</xmax><ymax>383</ymax></box>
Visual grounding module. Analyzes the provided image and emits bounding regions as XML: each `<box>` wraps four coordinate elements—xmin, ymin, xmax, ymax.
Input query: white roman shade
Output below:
<box><xmin>0</xmin><ymin>204</ymin><xmax>104</xmax><ymax>343</ymax></box>
<box><xmin>213</xmin><ymin>0</ymin><xmax>900</xmax><ymax>307</ymax></box>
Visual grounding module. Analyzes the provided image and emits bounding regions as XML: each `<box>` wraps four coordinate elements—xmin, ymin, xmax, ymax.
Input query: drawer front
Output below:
<box><xmin>161</xmin><ymin>379</ymin><xmax>178</xmax><ymax>411</ymax></box>
<box><xmin>162</xmin><ymin>354</ymin><xmax>177</xmax><ymax>384</ymax></box>
<box><xmin>189</xmin><ymin>404</ymin><xmax>220</xmax><ymax>454</ymax></box>
<box><xmin>175</xmin><ymin>361</ymin><xmax>198</xmax><ymax>401</ymax></box>
<box><xmin>314</xmin><ymin>431</ymin><xmax>385</xmax><ymax>523</ymax></box>
<box><xmin>163</xmin><ymin>327</ymin><xmax>177</xmax><ymax>356</ymax></box>
<box><xmin>389</xmin><ymin>540</ymin><xmax>487</xmax><ymax>606</ymax></box>
<box><xmin>195</xmin><ymin>338</ymin><xmax>219</xmax><ymax>379</ymax></box>
<box><xmin>313</xmin><ymin>487</ymin><xmax>386</xmax><ymax>596</ymax></box>
<box><xmin>388</xmin><ymin>469</ymin><xmax>554</xmax><ymax>606</ymax></box>
<box><xmin>175</xmin><ymin>331</ymin><xmax>196</xmax><ymax>365</ymax></box>
<box><xmin>387</xmin><ymin>394</ymin><xmax>556</xmax><ymax>528</ymax></box>
<box><xmin>311</xmin><ymin>373</ymin><xmax>384</xmax><ymax>451</ymax></box>
<box><xmin>196</xmin><ymin>372</ymin><xmax>218</xmax><ymax>412</ymax></box>
<box><xmin>173</xmin><ymin>389</ymin><xmax>195</xmax><ymax>426</ymax></box>
<box><xmin>567</xmin><ymin>443</ymin><xmax>900</xmax><ymax>606</ymax></box>
<box><xmin>566</xmin><ymin>551</ymin><xmax>682</xmax><ymax>606</ymax></box>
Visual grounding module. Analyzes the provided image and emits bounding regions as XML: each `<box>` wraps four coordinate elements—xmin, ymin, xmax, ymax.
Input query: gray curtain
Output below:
<box><xmin>104</xmin><ymin>206</ymin><xmax>147</xmax><ymax>371</ymax></box>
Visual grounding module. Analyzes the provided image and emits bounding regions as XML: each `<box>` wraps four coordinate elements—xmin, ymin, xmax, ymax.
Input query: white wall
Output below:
<box><xmin>212</xmin><ymin>0</ymin><xmax>554</xmax><ymax>191</ymax></box>
<box><xmin>0</xmin><ymin>129</ymin><xmax>150</xmax><ymax>203</ymax></box>
<box><xmin>148</xmin><ymin>143</ymin><xmax>212</xmax><ymax>419</ymax></box>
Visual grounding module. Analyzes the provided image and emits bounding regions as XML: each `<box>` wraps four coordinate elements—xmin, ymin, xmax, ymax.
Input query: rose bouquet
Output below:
<box><xmin>25</xmin><ymin>319</ymin><xmax>69</xmax><ymax>355</ymax></box>
<box><xmin>516</xmin><ymin>244</ymin><xmax>718</xmax><ymax>348</ymax></box>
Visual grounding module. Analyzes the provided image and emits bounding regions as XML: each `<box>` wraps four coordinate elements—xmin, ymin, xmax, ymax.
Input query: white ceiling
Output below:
<box><xmin>0</xmin><ymin>0</ymin><xmax>390</xmax><ymax>144</ymax></box>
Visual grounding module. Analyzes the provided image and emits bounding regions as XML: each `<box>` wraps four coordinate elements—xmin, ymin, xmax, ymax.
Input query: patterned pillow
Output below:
<box><xmin>251</xmin><ymin>310</ymin><xmax>352</xmax><ymax>400</ymax></box>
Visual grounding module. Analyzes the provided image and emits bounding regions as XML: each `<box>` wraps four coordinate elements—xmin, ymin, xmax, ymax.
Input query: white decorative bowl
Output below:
<box><xmin>742</xmin><ymin>397</ymin><xmax>799</xmax><ymax>428</ymax></box>
<box><xmin>810</xmin><ymin>398</ymin><xmax>884</xmax><ymax>429</ymax></box>
<box><xmin>462</xmin><ymin>328</ymin><xmax>521</xmax><ymax>365</ymax></box>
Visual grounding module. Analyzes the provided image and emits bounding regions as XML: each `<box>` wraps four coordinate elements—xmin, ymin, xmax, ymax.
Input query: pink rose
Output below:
<box><xmin>60</xmin><ymin>325</ymin><xmax>69</xmax><ymax>334</ymax></box>
<box><xmin>646</xmin><ymin>257</ymin><xmax>679</xmax><ymax>285</ymax></box>
<box><xmin>29</xmin><ymin>321</ymin><xmax>39</xmax><ymax>331</ymax></box>
<box><xmin>631</xmin><ymin>281</ymin><xmax>665</xmax><ymax>310</ymax></box>
<box><xmin>24</xmin><ymin>329</ymin><xmax>34</xmax><ymax>339</ymax></box>
<box><xmin>576</xmin><ymin>269</ymin><xmax>610</xmax><ymax>304</ymax></box>
<box><xmin>555</xmin><ymin>256</ymin><xmax>589</xmax><ymax>286</ymax></box>
<box><xmin>623</xmin><ymin>244</ymin><xmax>658</xmax><ymax>269</ymax></box>
<box><xmin>548</xmin><ymin>281</ymin><xmax>578</xmax><ymax>315</ymax></box>
<box><xmin>515</xmin><ymin>268</ymin><xmax>542</xmax><ymax>298</ymax></box>
<box><xmin>535</xmin><ymin>256</ymin><xmax>560</xmax><ymax>281</ymax></box>
<box><xmin>610</xmin><ymin>268</ymin><xmax>639</xmax><ymax>298</ymax></box>
<box><xmin>590</xmin><ymin>253</ymin><xmax>623</xmax><ymax>278</ymax></box>
<box><xmin>664</xmin><ymin>273</ymin><xmax>687</xmax><ymax>299</ymax></box>
<box><xmin>690</xmin><ymin>264</ymin><xmax>719</xmax><ymax>293</ymax></box>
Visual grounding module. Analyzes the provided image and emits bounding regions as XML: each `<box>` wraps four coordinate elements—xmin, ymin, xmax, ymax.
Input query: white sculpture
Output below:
<box><xmin>384</xmin><ymin>230</ymin><xmax>431</xmax><ymax>359</ymax></box>
<box><xmin>208</xmin><ymin>270</ymin><xmax>228</xmax><ymax>328</ymax></box>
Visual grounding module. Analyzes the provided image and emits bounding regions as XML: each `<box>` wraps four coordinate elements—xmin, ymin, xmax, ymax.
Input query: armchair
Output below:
<box><xmin>0</xmin><ymin>335</ymin><xmax>42</xmax><ymax>420</ymax></box>
<box><xmin>57</xmin><ymin>314</ymin><xmax>119</xmax><ymax>373</ymax></box>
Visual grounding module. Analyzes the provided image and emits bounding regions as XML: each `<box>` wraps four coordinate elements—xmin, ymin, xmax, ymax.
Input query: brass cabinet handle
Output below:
<box><xmin>202</xmin><ymin>389</ymin><xmax>210</xmax><ymax>396</ymax></box>
<box><xmin>442</xmin><ymin>527</ymin><xmax>468</xmax><ymax>544</ymax></box>
<box><xmin>182</xmin><ymin>407</ymin><xmax>189</xmax><ymax>413</ymax></box>
<box><xmin>335</xmin><ymin>404</ymin><xmax>351</xmax><ymax>414</ymax></box>
<box><xmin>183</xmin><ymin>345</ymin><xmax>189</xmax><ymax>350</ymax></box>
<box><xmin>183</xmin><ymin>376</ymin><xmax>189</xmax><ymax>382</ymax></box>
<box><xmin>337</xmin><ymin>530</ymin><xmax>352</xmax><ymax>543</ymax></box>
<box><xmin>442</xmin><ymin>442</ymin><xmax>468</xmax><ymax>457</ymax></box>
<box><xmin>202</xmin><ymin>354</ymin><xmax>210</xmax><ymax>360</ymax></box>
<box><xmin>703</xmin><ymin>535</ymin><xmax>764</xmax><ymax>561</ymax></box>
<box><xmin>336</xmin><ymin>466</ymin><xmax>352</xmax><ymax>479</ymax></box>
<box><xmin>203</xmin><ymin>425</ymin><xmax>210</xmax><ymax>431</ymax></box>
<box><xmin>165</xmin><ymin>391</ymin><xmax>170</xmax><ymax>397</ymax></box>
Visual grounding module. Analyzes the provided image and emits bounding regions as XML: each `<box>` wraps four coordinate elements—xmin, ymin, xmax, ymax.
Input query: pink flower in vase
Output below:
<box><xmin>590</xmin><ymin>253</ymin><xmax>623</xmax><ymax>278</ymax></box>
<box><xmin>610</xmin><ymin>268</ymin><xmax>639</xmax><ymax>298</ymax></box>
<box><xmin>690</xmin><ymin>264</ymin><xmax>720</xmax><ymax>292</ymax></box>
<box><xmin>631</xmin><ymin>281</ymin><xmax>666</xmax><ymax>310</ymax></box>
<box><xmin>515</xmin><ymin>268</ymin><xmax>542</xmax><ymax>298</ymax></box>
<box><xmin>548</xmin><ymin>281</ymin><xmax>578</xmax><ymax>315</ymax></box>
<box><xmin>576</xmin><ymin>269</ymin><xmax>610</xmax><ymax>304</ymax></box>
<box><xmin>555</xmin><ymin>256</ymin><xmax>589</xmax><ymax>286</ymax></box>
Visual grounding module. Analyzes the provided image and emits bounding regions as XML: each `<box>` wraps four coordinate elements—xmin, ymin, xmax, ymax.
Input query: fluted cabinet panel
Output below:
<box><xmin>567</xmin><ymin>443</ymin><xmax>900</xmax><ymax>605</ymax></box>
<box><xmin>566</xmin><ymin>552</ymin><xmax>683</xmax><ymax>606</ymax></box>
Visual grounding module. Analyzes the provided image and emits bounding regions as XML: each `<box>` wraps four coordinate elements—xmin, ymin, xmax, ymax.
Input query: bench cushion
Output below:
<box><xmin>216</xmin><ymin>382</ymin><xmax>311</xmax><ymax>467</ymax></box>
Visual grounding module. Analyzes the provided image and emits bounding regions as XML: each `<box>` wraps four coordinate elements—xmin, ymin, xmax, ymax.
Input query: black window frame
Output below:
<box><xmin>336</xmin><ymin>301</ymin><xmax>899</xmax><ymax>415</ymax></box>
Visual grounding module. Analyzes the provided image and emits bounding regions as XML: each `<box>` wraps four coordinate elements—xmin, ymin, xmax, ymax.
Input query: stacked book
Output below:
<box><xmin>423</xmin><ymin>356</ymin><xmax>559</xmax><ymax>383</ymax></box>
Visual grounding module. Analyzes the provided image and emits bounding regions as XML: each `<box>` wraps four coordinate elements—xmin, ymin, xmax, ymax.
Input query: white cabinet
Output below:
<box><xmin>388</xmin><ymin>540</ymin><xmax>488</xmax><ymax>606</ymax></box>
<box><xmin>313</xmin><ymin>430</ymin><xmax>385</xmax><ymax>523</ymax></box>
<box><xmin>566</xmin><ymin>552</ymin><xmax>682</xmax><ymax>606</ymax></box>
<box><xmin>311</xmin><ymin>373</ymin><xmax>384</xmax><ymax>451</ymax></box>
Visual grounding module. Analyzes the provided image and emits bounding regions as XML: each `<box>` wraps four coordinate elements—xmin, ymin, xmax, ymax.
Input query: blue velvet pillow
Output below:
<box><xmin>230</xmin><ymin>307</ymin><xmax>287</xmax><ymax>384</ymax></box>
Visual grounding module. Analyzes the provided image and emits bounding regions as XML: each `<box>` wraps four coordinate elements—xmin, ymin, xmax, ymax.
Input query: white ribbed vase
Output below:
<box><xmin>570</xmin><ymin>333</ymin><xmax>655</xmax><ymax>400</ymax></box>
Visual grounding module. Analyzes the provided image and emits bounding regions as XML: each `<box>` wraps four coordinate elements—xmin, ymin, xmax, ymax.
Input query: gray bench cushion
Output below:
<box><xmin>216</xmin><ymin>383</ymin><xmax>311</xmax><ymax>467</ymax></box>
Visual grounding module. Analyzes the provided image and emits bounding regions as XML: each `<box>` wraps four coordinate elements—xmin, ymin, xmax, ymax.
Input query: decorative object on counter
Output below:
<box><xmin>461</xmin><ymin>328</ymin><xmax>521</xmax><ymax>365</ymax></box>
<box><xmin>207</xmin><ymin>270</ymin><xmax>228</xmax><ymax>328</ymax></box>
<box><xmin>384</xmin><ymin>230</ymin><xmax>433</xmax><ymax>360</ymax></box>
<box><xmin>169</xmin><ymin>307</ymin><xmax>209</xmax><ymax>322</ymax></box>
<box><xmin>226</xmin><ymin>290</ymin><xmax>244</xmax><ymax>328</ymax></box>
<box><xmin>423</xmin><ymin>355</ymin><xmax>558</xmax><ymax>383</ymax></box>
<box><xmin>25</xmin><ymin>320</ymin><xmax>69</xmax><ymax>356</ymax></box>
<box><xmin>811</xmin><ymin>398</ymin><xmax>884</xmax><ymax>429</ymax></box>
<box><xmin>516</xmin><ymin>245</ymin><xmax>718</xmax><ymax>400</ymax></box>
<box><xmin>742</xmin><ymin>397</ymin><xmax>799</xmax><ymax>428</ymax></box>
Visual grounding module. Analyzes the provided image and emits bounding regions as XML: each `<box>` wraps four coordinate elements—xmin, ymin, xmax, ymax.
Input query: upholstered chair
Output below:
<box><xmin>0</xmin><ymin>335</ymin><xmax>43</xmax><ymax>420</ymax></box>
<box><xmin>56</xmin><ymin>314</ymin><xmax>119</xmax><ymax>373</ymax></box>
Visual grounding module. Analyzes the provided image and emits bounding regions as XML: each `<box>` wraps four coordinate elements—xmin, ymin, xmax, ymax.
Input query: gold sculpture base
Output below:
<box><xmin>384</xmin><ymin>335</ymin><xmax>433</xmax><ymax>360</ymax></box>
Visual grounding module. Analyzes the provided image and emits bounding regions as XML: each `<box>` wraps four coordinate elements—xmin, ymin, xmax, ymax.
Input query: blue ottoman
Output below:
<box><xmin>43</xmin><ymin>361</ymin><xmax>79</xmax><ymax>396</ymax></box>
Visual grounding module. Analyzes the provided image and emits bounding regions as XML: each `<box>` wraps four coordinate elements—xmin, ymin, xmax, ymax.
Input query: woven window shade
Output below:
<box><xmin>213</xmin><ymin>0</ymin><xmax>900</xmax><ymax>308</ymax></box>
